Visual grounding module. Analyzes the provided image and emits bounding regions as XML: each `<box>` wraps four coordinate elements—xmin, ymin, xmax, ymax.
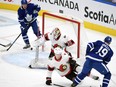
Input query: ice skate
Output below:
<box><xmin>23</xmin><ymin>44</ymin><xmax>31</xmax><ymax>49</ymax></box>
<box><xmin>92</xmin><ymin>76</ymin><xmax>99</xmax><ymax>80</ymax></box>
<box><xmin>70</xmin><ymin>83</ymin><xmax>77</xmax><ymax>87</ymax></box>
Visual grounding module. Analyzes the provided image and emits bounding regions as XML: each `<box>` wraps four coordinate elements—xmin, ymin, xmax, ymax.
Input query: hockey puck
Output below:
<box><xmin>30</xmin><ymin>47</ymin><xmax>33</xmax><ymax>50</ymax></box>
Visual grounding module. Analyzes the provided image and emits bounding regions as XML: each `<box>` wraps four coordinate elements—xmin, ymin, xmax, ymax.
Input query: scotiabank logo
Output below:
<box><xmin>84</xmin><ymin>6</ymin><xmax>116</xmax><ymax>25</ymax></box>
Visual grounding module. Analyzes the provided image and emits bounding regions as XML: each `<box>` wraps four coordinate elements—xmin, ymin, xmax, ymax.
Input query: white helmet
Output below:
<box><xmin>54</xmin><ymin>47</ymin><xmax>63</xmax><ymax>54</ymax></box>
<box><xmin>52</xmin><ymin>28</ymin><xmax>61</xmax><ymax>40</ymax></box>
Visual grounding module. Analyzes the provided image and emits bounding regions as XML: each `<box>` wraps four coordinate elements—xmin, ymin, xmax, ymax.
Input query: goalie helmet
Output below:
<box><xmin>54</xmin><ymin>47</ymin><xmax>63</xmax><ymax>55</ymax></box>
<box><xmin>52</xmin><ymin>28</ymin><xmax>61</xmax><ymax>40</ymax></box>
<box><xmin>104</xmin><ymin>36</ymin><xmax>112</xmax><ymax>44</ymax></box>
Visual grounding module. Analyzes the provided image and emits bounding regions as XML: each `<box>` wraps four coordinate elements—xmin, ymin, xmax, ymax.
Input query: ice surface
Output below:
<box><xmin>0</xmin><ymin>9</ymin><xmax>116</xmax><ymax>87</ymax></box>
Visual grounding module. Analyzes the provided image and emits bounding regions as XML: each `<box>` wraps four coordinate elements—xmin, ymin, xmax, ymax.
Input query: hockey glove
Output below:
<box><xmin>68</xmin><ymin>58</ymin><xmax>77</xmax><ymax>65</ymax></box>
<box><xmin>68</xmin><ymin>58</ymin><xmax>80</xmax><ymax>71</ymax></box>
<box><xmin>20</xmin><ymin>24</ymin><xmax>29</xmax><ymax>31</ymax></box>
<box><xmin>33</xmin><ymin>10</ymin><xmax>38</xmax><ymax>17</ymax></box>
<box><xmin>46</xmin><ymin>77</ymin><xmax>52</xmax><ymax>85</ymax></box>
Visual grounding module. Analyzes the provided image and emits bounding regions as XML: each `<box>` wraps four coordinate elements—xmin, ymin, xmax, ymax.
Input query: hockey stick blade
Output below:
<box><xmin>53</xmin><ymin>84</ymin><xmax>65</xmax><ymax>87</ymax></box>
<box><xmin>0</xmin><ymin>43</ymin><xmax>11</xmax><ymax>47</ymax></box>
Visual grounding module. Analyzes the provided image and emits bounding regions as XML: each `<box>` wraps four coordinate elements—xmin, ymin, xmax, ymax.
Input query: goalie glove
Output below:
<box><xmin>46</xmin><ymin>77</ymin><xmax>52</xmax><ymax>85</ymax></box>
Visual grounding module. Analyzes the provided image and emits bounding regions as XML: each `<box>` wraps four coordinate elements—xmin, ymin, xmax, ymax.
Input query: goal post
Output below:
<box><xmin>42</xmin><ymin>12</ymin><xmax>81</xmax><ymax>58</ymax></box>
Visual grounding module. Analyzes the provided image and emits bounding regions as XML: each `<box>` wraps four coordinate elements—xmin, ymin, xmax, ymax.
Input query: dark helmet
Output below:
<box><xmin>104</xmin><ymin>36</ymin><xmax>112</xmax><ymax>44</ymax></box>
<box><xmin>21</xmin><ymin>0</ymin><xmax>27</xmax><ymax>4</ymax></box>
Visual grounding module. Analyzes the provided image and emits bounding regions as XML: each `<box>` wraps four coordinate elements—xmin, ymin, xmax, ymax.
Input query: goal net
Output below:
<box><xmin>30</xmin><ymin>12</ymin><xmax>88</xmax><ymax>68</ymax></box>
<box><xmin>42</xmin><ymin>12</ymin><xmax>88</xmax><ymax>58</ymax></box>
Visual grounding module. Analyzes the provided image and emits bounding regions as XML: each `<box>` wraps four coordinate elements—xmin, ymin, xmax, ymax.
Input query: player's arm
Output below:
<box><xmin>32</xmin><ymin>3</ymin><xmax>41</xmax><ymax>17</ymax></box>
<box><xmin>86</xmin><ymin>41</ymin><xmax>98</xmax><ymax>55</ymax></box>
<box><xmin>18</xmin><ymin>9</ymin><xmax>27</xmax><ymax>29</ymax></box>
<box><xmin>103</xmin><ymin>50</ymin><xmax>113</xmax><ymax>65</ymax></box>
<box><xmin>64</xmin><ymin>36</ymin><xmax>75</xmax><ymax>47</ymax></box>
<box><xmin>46</xmin><ymin>65</ymin><xmax>54</xmax><ymax>85</ymax></box>
<box><xmin>86</xmin><ymin>42</ymin><xmax>94</xmax><ymax>54</ymax></box>
<box><xmin>34</xmin><ymin>33</ymin><xmax>50</xmax><ymax>47</ymax></box>
<box><xmin>68</xmin><ymin>57</ymin><xmax>80</xmax><ymax>71</ymax></box>
<box><xmin>33</xmin><ymin>4</ymin><xmax>41</xmax><ymax>12</ymax></box>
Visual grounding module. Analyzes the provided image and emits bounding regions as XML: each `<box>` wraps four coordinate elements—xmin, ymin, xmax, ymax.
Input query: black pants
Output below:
<box><xmin>65</xmin><ymin>70</ymin><xmax>77</xmax><ymax>81</ymax></box>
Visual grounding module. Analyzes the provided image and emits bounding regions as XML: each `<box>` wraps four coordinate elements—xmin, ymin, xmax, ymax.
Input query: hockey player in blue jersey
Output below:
<box><xmin>70</xmin><ymin>36</ymin><xmax>114</xmax><ymax>87</ymax></box>
<box><xmin>18</xmin><ymin>0</ymin><xmax>41</xmax><ymax>49</ymax></box>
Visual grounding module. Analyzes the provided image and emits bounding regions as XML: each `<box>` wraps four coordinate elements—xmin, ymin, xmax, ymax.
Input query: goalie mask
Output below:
<box><xmin>52</xmin><ymin>28</ymin><xmax>61</xmax><ymax>40</ymax></box>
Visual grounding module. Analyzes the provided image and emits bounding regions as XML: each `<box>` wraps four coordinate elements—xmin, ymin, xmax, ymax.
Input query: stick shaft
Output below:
<box><xmin>7</xmin><ymin>33</ymin><xmax>21</xmax><ymax>51</ymax></box>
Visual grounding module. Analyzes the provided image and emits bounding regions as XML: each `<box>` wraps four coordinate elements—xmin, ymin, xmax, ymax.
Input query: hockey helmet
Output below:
<box><xmin>21</xmin><ymin>0</ymin><xmax>28</xmax><ymax>4</ymax></box>
<box><xmin>104</xmin><ymin>36</ymin><xmax>112</xmax><ymax>44</ymax></box>
<box><xmin>52</xmin><ymin>28</ymin><xmax>61</xmax><ymax>40</ymax></box>
<box><xmin>54</xmin><ymin>47</ymin><xmax>63</xmax><ymax>55</ymax></box>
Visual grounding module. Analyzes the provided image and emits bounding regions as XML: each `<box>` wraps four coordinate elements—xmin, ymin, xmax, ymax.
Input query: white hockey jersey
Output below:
<box><xmin>44</xmin><ymin>32</ymin><xmax>75</xmax><ymax>53</ymax></box>
<box><xmin>47</xmin><ymin>51</ymin><xmax>72</xmax><ymax>77</ymax></box>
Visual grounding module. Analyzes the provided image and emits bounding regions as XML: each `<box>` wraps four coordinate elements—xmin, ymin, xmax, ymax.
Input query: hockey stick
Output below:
<box><xmin>0</xmin><ymin>43</ymin><xmax>11</xmax><ymax>47</ymax></box>
<box><xmin>53</xmin><ymin>84</ymin><xmax>65</xmax><ymax>87</ymax></box>
<box><xmin>6</xmin><ymin>33</ymin><xmax>21</xmax><ymax>51</ymax></box>
<box><xmin>35</xmin><ymin>46</ymin><xmax>39</xmax><ymax>63</ymax></box>
<box><xmin>34</xmin><ymin>46</ymin><xmax>47</xmax><ymax>69</ymax></box>
<box><xmin>29</xmin><ymin>46</ymin><xmax>47</xmax><ymax>69</ymax></box>
<box><xmin>53</xmin><ymin>83</ymin><xmax>94</xmax><ymax>87</ymax></box>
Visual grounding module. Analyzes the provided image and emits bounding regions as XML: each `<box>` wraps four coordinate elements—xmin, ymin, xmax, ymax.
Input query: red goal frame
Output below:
<box><xmin>42</xmin><ymin>12</ymin><xmax>81</xmax><ymax>58</ymax></box>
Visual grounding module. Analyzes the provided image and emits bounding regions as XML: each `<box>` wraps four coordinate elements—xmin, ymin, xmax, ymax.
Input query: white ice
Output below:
<box><xmin>0</xmin><ymin>9</ymin><xmax>116</xmax><ymax>87</ymax></box>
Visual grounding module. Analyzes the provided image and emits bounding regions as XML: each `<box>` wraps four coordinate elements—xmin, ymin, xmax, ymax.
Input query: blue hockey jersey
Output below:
<box><xmin>86</xmin><ymin>40</ymin><xmax>113</xmax><ymax>64</ymax></box>
<box><xmin>18</xmin><ymin>3</ymin><xmax>41</xmax><ymax>27</ymax></box>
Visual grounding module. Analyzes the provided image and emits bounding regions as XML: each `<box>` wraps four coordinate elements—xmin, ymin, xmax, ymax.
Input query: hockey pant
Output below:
<box><xmin>21</xmin><ymin>20</ymin><xmax>41</xmax><ymax>45</ymax></box>
<box><xmin>73</xmin><ymin>59</ymin><xmax>111</xmax><ymax>87</ymax></box>
<box><xmin>65</xmin><ymin>70</ymin><xmax>77</xmax><ymax>81</ymax></box>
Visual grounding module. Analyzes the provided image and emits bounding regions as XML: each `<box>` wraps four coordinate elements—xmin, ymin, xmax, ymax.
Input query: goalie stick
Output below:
<box><xmin>29</xmin><ymin>46</ymin><xmax>47</xmax><ymax>69</ymax></box>
<box><xmin>0</xmin><ymin>43</ymin><xmax>11</xmax><ymax>47</ymax></box>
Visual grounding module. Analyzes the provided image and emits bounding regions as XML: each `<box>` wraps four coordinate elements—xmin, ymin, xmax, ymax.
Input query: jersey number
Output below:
<box><xmin>96</xmin><ymin>46</ymin><xmax>108</xmax><ymax>57</ymax></box>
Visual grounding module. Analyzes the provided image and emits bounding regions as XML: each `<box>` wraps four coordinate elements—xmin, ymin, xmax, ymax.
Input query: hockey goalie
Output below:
<box><xmin>29</xmin><ymin>27</ymin><xmax>76</xmax><ymax>68</ymax></box>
